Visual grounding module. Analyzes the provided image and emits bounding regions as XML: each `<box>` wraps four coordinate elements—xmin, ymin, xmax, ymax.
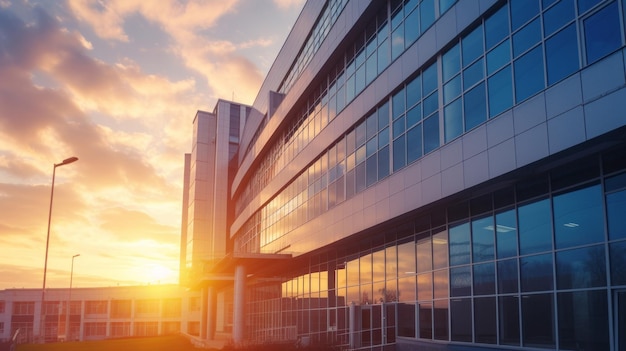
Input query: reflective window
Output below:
<box><xmin>553</xmin><ymin>184</ymin><xmax>604</xmax><ymax>249</ymax></box>
<box><xmin>607</xmin><ymin>189</ymin><xmax>626</xmax><ymax>240</ymax></box>
<box><xmin>514</xmin><ymin>45</ymin><xmax>544</xmax><ymax>102</ymax></box>
<box><xmin>558</xmin><ymin>290</ymin><xmax>609</xmax><ymax>350</ymax></box>
<box><xmin>556</xmin><ymin>245</ymin><xmax>606</xmax><ymax>289</ymax></box>
<box><xmin>520</xmin><ymin>253</ymin><xmax>553</xmax><ymax>292</ymax></box>
<box><xmin>498</xmin><ymin>258</ymin><xmax>519</xmax><ymax>293</ymax></box>
<box><xmin>416</xmin><ymin>235</ymin><xmax>433</xmax><ymax>272</ymax></box>
<box><xmin>450</xmin><ymin>266</ymin><xmax>471</xmax><ymax>297</ymax></box>
<box><xmin>522</xmin><ymin>293</ymin><xmax>555</xmax><ymax>348</ymax></box>
<box><xmin>450</xmin><ymin>298</ymin><xmax>472</xmax><ymax>342</ymax></box>
<box><xmin>610</xmin><ymin>241</ymin><xmax>626</xmax><ymax>285</ymax></box>
<box><xmin>474</xmin><ymin>297</ymin><xmax>497</xmax><ymax>344</ymax></box>
<box><xmin>444</xmin><ymin>98</ymin><xmax>463</xmax><ymax>142</ymax></box>
<box><xmin>433</xmin><ymin>269</ymin><xmax>449</xmax><ymax>299</ymax></box>
<box><xmin>487</xmin><ymin>40</ymin><xmax>510</xmax><ymax>75</ymax></box>
<box><xmin>485</xmin><ymin>4</ymin><xmax>509</xmax><ymax>49</ymax></box>
<box><xmin>510</xmin><ymin>0</ymin><xmax>539</xmax><ymax>31</ymax></box>
<box><xmin>518</xmin><ymin>199</ymin><xmax>552</xmax><ymax>255</ymax></box>
<box><xmin>473</xmin><ymin>262</ymin><xmax>495</xmax><ymax>295</ymax></box>
<box><xmin>472</xmin><ymin>216</ymin><xmax>495</xmax><ymax>263</ymax></box>
<box><xmin>417</xmin><ymin>272</ymin><xmax>433</xmax><ymax>300</ymax></box>
<box><xmin>449</xmin><ymin>222</ymin><xmax>471</xmax><ymax>266</ymax></box>
<box><xmin>432</xmin><ymin>229</ymin><xmax>448</xmax><ymax>269</ymax></box>
<box><xmin>433</xmin><ymin>299</ymin><xmax>449</xmax><ymax>340</ymax></box>
<box><xmin>499</xmin><ymin>296</ymin><xmax>520</xmax><ymax>345</ymax></box>
<box><xmin>543</xmin><ymin>0</ymin><xmax>575</xmax><ymax>36</ymax></box>
<box><xmin>546</xmin><ymin>24</ymin><xmax>579</xmax><ymax>85</ymax></box>
<box><xmin>584</xmin><ymin>1</ymin><xmax>621</xmax><ymax>64</ymax></box>
<box><xmin>513</xmin><ymin>18</ymin><xmax>541</xmax><ymax>57</ymax></box>
<box><xmin>464</xmin><ymin>82</ymin><xmax>487</xmax><ymax>130</ymax></box>
<box><xmin>496</xmin><ymin>209</ymin><xmax>518</xmax><ymax>258</ymax></box>
<box><xmin>488</xmin><ymin>65</ymin><xmax>513</xmax><ymax>117</ymax></box>
<box><xmin>462</xmin><ymin>26</ymin><xmax>484</xmax><ymax>66</ymax></box>
<box><xmin>419</xmin><ymin>302</ymin><xmax>433</xmax><ymax>339</ymax></box>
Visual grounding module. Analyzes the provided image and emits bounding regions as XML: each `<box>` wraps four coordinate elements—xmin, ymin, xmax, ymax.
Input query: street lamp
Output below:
<box><xmin>65</xmin><ymin>254</ymin><xmax>80</xmax><ymax>341</ymax></box>
<box><xmin>40</xmin><ymin>156</ymin><xmax>78</xmax><ymax>342</ymax></box>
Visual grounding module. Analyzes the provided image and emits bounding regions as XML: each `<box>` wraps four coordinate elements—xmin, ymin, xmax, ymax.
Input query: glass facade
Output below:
<box><xmin>244</xmin><ymin>147</ymin><xmax>626</xmax><ymax>349</ymax></box>
<box><xmin>235</xmin><ymin>0</ymin><xmax>626</xmax><ymax>255</ymax></box>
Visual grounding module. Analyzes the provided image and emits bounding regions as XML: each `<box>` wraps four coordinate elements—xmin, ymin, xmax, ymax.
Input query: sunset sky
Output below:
<box><xmin>0</xmin><ymin>0</ymin><xmax>304</xmax><ymax>289</ymax></box>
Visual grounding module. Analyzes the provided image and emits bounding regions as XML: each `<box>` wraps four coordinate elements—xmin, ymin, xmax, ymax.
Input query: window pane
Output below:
<box><xmin>543</xmin><ymin>0</ymin><xmax>575</xmax><ymax>36</ymax></box>
<box><xmin>407</xmin><ymin>75</ymin><xmax>421</xmax><ymax>107</ymax></box>
<box><xmin>498</xmin><ymin>258</ymin><xmax>519</xmax><ymax>293</ymax></box>
<box><xmin>444</xmin><ymin>98</ymin><xmax>463</xmax><ymax>142</ymax></box>
<box><xmin>379</xmin><ymin>127</ymin><xmax>389</xmax><ymax>148</ymax></box>
<box><xmin>423</xmin><ymin>64</ymin><xmax>438</xmax><ymax>94</ymax></box>
<box><xmin>584</xmin><ymin>1</ymin><xmax>621</xmax><ymax>64</ymax></box>
<box><xmin>420</xmin><ymin>0</ymin><xmax>435</xmax><ymax>32</ymax></box>
<box><xmin>518</xmin><ymin>198</ymin><xmax>552</xmax><ymax>255</ymax></box>
<box><xmin>366</xmin><ymin>155</ymin><xmax>377</xmax><ymax>187</ymax></box>
<box><xmin>462</xmin><ymin>25</ymin><xmax>484</xmax><ymax>66</ymax></box>
<box><xmin>393</xmin><ymin>135</ymin><xmax>406</xmax><ymax>171</ymax></box>
<box><xmin>393</xmin><ymin>115</ymin><xmax>405</xmax><ymax>138</ymax></box>
<box><xmin>407</xmin><ymin>125</ymin><xmax>422</xmax><ymax>164</ymax></box>
<box><xmin>520</xmin><ymin>253</ymin><xmax>553</xmax><ymax>292</ymax></box>
<box><xmin>578</xmin><ymin>0</ymin><xmax>601</xmax><ymax>14</ymax></box>
<box><xmin>378</xmin><ymin>145</ymin><xmax>390</xmax><ymax>179</ymax></box>
<box><xmin>451</xmin><ymin>299</ymin><xmax>472</xmax><ymax>342</ymax></box>
<box><xmin>419</xmin><ymin>303</ymin><xmax>433</xmax><ymax>339</ymax></box>
<box><xmin>463</xmin><ymin>58</ymin><xmax>484</xmax><ymax>90</ymax></box>
<box><xmin>513</xmin><ymin>18</ymin><xmax>541</xmax><ymax>57</ymax></box>
<box><xmin>450</xmin><ymin>266</ymin><xmax>471</xmax><ymax>297</ymax></box>
<box><xmin>416</xmin><ymin>235</ymin><xmax>433</xmax><ymax>272</ymax></box>
<box><xmin>522</xmin><ymin>293</ymin><xmax>555</xmax><ymax>348</ymax></box>
<box><xmin>474</xmin><ymin>297</ymin><xmax>497</xmax><ymax>344</ymax></box>
<box><xmin>449</xmin><ymin>222</ymin><xmax>470</xmax><ymax>266</ymax></box>
<box><xmin>610</xmin><ymin>241</ymin><xmax>626</xmax><ymax>285</ymax></box>
<box><xmin>434</xmin><ymin>269</ymin><xmax>449</xmax><ymax>300</ymax></box>
<box><xmin>496</xmin><ymin>209</ymin><xmax>518</xmax><ymax>258</ymax></box>
<box><xmin>378</xmin><ymin>38</ymin><xmax>390</xmax><ymax>72</ymax></box>
<box><xmin>514</xmin><ymin>45</ymin><xmax>544</xmax><ymax>102</ymax></box>
<box><xmin>558</xmin><ymin>290</ymin><xmax>609</xmax><ymax>350</ymax></box>
<box><xmin>607</xmin><ymin>189</ymin><xmax>626</xmax><ymax>240</ymax></box>
<box><xmin>473</xmin><ymin>262</ymin><xmax>495</xmax><ymax>295</ymax></box>
<box><xmin>511</xmin><ymin>0</ymin><xmax>539</xmax><ymax>31</ymax></box>
<box><xmin>407</xmin><ymin>104</ymin><xmax>421</xmax><ymax>127</ymax></box>
<box><xmin>417</xmin><ymin>272</ymin><xmax>433</xmax><ymax>300</ymax></box>
<box><xmin>443</xmin><ymin>75</ymin><xmax>461</xmax><ymax>104</ymax></box>
<box><xmin>556</xmin><ymin>245</ymin><xmax>606</xmax><ymax>289</ymax></box>
<box><xmin>423</xmin><ymin>113</ymin><xmax>439</xmax><ymax>154</ymax></box>
<box><xmin>485</xmin><ymin>4</ymin><xmax>509</xmax><ymax>49</ymax></box>
<box><xmin>423</xmin><ymin>91</ymin><xmax>438</xmax><ymax>116</ymax></box>
<box><xmin>432</xmin><ymin>229</ymin><xmax>448</xmax><ymax>270</ymax></box>
<box><xmin>378</xmin><ymin>102</ymin><xmax>389</xmax><ymax>130</ymax></box>
<box><xmin>464</xmin><ymin>82</ymin><xmax>487</xmax><ymax>131</ymax></box>
<box><xmin>546</xmin><ymin>24</ymin><xmax>579</xmax><ymax>85</ymax></box>
<box><xmin>433</xmin><ymin>300</ymin><xmax>449</xmax><ymax>340</ymax></box>
<box><xmin>499</xmin><ymin>296</ymin><xmax>520</xmax><ymax>346</ymax></box>
<box><xmin>393</xmin><ymin>88</ymin><xmax>406</xmax><ymax>120</ymax></box>
<box><xmin>392</xmin><ymin>25</ymin><xmax>405</xmax><ymax>60</ymax></box>
<box><xmin>553</xmin><ymin>184</ymin><xmax>604</xmax><ymax>249</ymax></box>
<box><xmin>488</xmin><ymin>65</ymin><xmax>513</xmax><ymax>117</ymax></box>
<box><xmin>397</xmin><ymin>302</ymin><xmax>416</xmax><ymax>337</ymax></box>
<box><xmin>487</xmin><ymin>39</ymin><xmax>510</xmax><ymax>75</ymax></box>
<box><xmin>442</xmin><ymin>43</ymin><xmax>461</xmax><ymax>82</ymax></box>
<box><xmin>472</xmin><ymin>216</ymin><xmax>494</xmax><ymax>262</ymax></box>
<box><xmin>405</xmin><ymin>8</ymin><xmax>420</xmax><ymax>46</ymax></box>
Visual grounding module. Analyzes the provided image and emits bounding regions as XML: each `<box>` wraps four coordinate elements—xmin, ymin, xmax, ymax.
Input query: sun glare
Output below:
<box><xmin>145</xmin><ymin>264</ymin><xmax>175</xmax><ymax>283</ymax></box>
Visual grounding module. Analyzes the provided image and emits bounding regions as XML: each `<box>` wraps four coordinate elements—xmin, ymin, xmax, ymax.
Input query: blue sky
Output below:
<box><xmin>0</xmin><ymin>0</ymin><xmax>304</xmax><ymax>288</ymax></box>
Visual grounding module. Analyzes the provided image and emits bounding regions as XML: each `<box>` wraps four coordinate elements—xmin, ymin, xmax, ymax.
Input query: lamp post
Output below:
<box><xmin>40</xmin><ymin>156</ymin><xmax>78</xmax><ymax>342</ymax></box>
<box><xmin>65</xmin><ymin>254</ymin><xmax>79</xmax><ymax>341</ymax></box>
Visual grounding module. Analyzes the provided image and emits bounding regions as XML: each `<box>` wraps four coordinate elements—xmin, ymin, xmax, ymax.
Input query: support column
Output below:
<box><xmin>207</xmin><ymin>287</ymin><xmax>216</xmax><ymax>340</ymax></box>
<box><xmin>200</xmin><ymin>287</ymin><xmax>208</xmax><ymax>339</ymax></box>
<box><xmin>233</xmin><ymin>265</ymin><xmax>246</xmax><ymax>344</ymax></box>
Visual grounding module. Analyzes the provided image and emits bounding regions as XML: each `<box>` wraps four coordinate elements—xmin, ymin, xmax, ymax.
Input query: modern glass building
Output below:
<box><xmin>180</xmin><ymin>0</ymin><xmax>626</xmax><ymax>350</ymax></box>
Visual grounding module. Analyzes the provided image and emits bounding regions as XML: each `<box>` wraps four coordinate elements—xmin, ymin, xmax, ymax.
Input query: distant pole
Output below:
<box><xmin>65</xmin><ymin>254</ymin><xmax>80</xmax><ymax>341</ymax></box>
<box><xmin>40</xmin><ymin>157</ymin><xmax>78</xmax><ymax>342</ymax></box>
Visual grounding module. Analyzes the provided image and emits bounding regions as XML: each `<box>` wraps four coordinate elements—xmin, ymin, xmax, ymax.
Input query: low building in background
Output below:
<box><xmin>0</xmin><ymin>285</ymin><xmax>200</xmax><ymax>343</ymax></box>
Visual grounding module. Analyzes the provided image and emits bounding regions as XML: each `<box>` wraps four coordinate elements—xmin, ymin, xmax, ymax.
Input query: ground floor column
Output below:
<box><xmin>207</xmin><ymin>286</ymin><xmax>216</xmax><ymax>340</ymax></box>
<box><xmin>233</xmin><ymin>265</ymin><xmax>246</xmax><ymax>344</ymax></box>
<box><xmin>200</xmin><ymin>286</ymin><xmax>208</xmax><ymax>339</ymax></box>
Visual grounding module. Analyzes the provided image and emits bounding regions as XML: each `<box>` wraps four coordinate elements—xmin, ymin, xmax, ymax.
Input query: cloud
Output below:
<box><xmin>273</xmin><ymin>0</ymin><xmax>305</xmax><ymax>10</ymax></box>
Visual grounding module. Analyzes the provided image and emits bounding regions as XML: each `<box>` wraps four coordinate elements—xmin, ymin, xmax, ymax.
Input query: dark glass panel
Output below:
<box><xmin>472</xmin><ymin>216</ymin><xmax>495</xmax><ymax>262</ymax></box>
<box><xmin>464</xmin><ymin>82</ymin><xmax>487</xmax><ymax>131</ymax></box>
<box><xmin>584</xmin><ymin>1</ymin><xmax>621</xmax><ymax>64</ymax></box>
<box><xmin>498</xmin><ymin>258</ymin><xmax>519</xmax><ymax>294</ymax></box>
<box><xmin>443</xmin><ymin>75</ymin><xmax>461</xmax><ymax>104</ymax></box>
<box><xmin>578</xmin><ymin>0</ymin><xmax>601</xmax><ymax>14</ymax></box>
<box><xmin>449</xmin><ymin>222</ymin><xmax>471</xmax><ymax>266</ymax></box>
<box><xmin>522</xmin><ymin>293</ymin><xmax>555</xmax><ymax>348</ymax></box>
<box><xmin>496</xmin><ymin>209</ymin><xmax>518</xmax><ymax>259</ymax></box>
<box><xmin>393</xmin><ymin>88</ymin><xmax>406</xmax><ymax>120</ymax></box>
<box><xmin>514</xmin><ymin>45</ymin><xmax>545</xmax><ymax>102</ymax></box>
<box><xmin>379</xmin><ymin>126</ymin><xmax>389</xmax><ymax>148</ymax></box>
<box><xmin>423</xmin><ymin>91</ymin><xmax>438</xmax><ymax>117</ymax></box>
<box><xmin>521</xmin><ymin>253</ymin><xmax>553</xmax><ymax>292</ymax></box>
<box><xmin>499</xmin><ymin>296</ymin><xmax>520</xmax><ymax>346</ymax></box>
<box><xmin>543</xmin><ymin>0</ymin><xmax>575</xmax><ymax>36</ymax></box>
<box><xmin>558</xmin><ymin>290</ymin><xmax>609</xmax><ymax>351</ymax></box>
<box><xmin>405</xmin><ymin>7</ymin><xmax>420</xmax><ymax>46</ymax></box>
<box><xmin>487</xmin><ymin>65</ymin><xmax>513</xmax><ymax>117</ymax></box>
<box><xmin>444</xmin><ymin>98</ymin><xmax>463</xmax><ymax>142</ymax></box>
<box><xmin>378</xmin><ymin>102</ymin><xmax>390</xmax><ymax>130</ymax></box>
<box><xmin>433</xmin><ymin>269</ymin><xmax>449</xmax><ymax>299</ymax></box>
<box><xmin>450</xmin><ymin>298</ymin><xmax>472</xmax><ymax>342</ymax></box>
<box><xmin>511</xmin><ymin>0</ymin><xmax>539</xmax><ymax>31</ymax></box>
<box><xmin>450</xmin><ymin>266</ymin><xmax>471</xmax><ymax>297</ymax></box>
<box><xmin>554</xmin><ymin>184</ymin><xmax>604</xmax><ymax>249</ymax></box>
<box><xmin>432</xmin><ymin>229</ymin><xmax>448</xmax><ymax>270</ymax></box>
<box><xmin>607</xmin><ymin>189</ymin><xmax>626</xmax><ymax>240</ymax></box>
<box><xmin>516</xmin><ymin>175</ymin><xmax>549</xmax><ymax>202</ymax></box>
<box><xmin>433</xmin><ymin>300</ymin><xmax>449</xmax><ymax>340</ymax></box>
<box><xmin>422</xmin><ymin>63</ymin><xmax>438</xmax><ymax>94</ymax></box>
<box><xmin>442</xmin><ymin>43</ymin><xmax>461</xmax><ymax>82</ymax></box>
<box><xmin>397</xmin><ymin>302</ymin><xmax>416</xmax><ymax>337</ymax></box>
<box><xmin>393</xmin><ymin>115</ymin><xmax>405</xmax><ymax>139</ymax></box>
<box><xmin>419</xmin><ymin>302</ymin><xmax>433</xmax><ymax>339</ymax></box>
<box><xmin>518</xmin><ymin>199</ymin><xmax>552</xmax><ymax>255</ymax></box>
<box><xmin>474</xmin><ymin>297</ymin><xmax>497</xmax><ymax>344</ymax></box>
<box><xmin>546</xmin><ymin>24</ymin><xmax>579</xmax><ymax>85</ymax></box>
<box><xmin>406</xmin><ymin>75</ymin><xmax>422</xmax><ymax>108</ymax></box>
<box><xmin>416</xmin><ymin>235</ymin><xmax>432</xmax><ymax>273</ymax></box>
<box><xmin>513</xmin><ymin>18</ymin><xmax>541</xmax><ymax>57</ymax></box>
<box><xmin>407</xmin><ymin>125</ymin><xmax>422</xmax><ymax>164</ymax></box>
<box><xmin>610</xmin><ymin>241</ymin><xmax>626</xmax><ymax>285</ymax></box>
<box><xmin>448</xmin><ymin>201</ymin><xmax>469</xmax><ymax>222</ymax></box>
<box><xmin>462</xmin><ymin>25</ymin><xmax>484</xmax><ymax>67</ymax></box>
<box><xmin>487</xmin><ymin>39</ymin><xmax>510</xmax><ymax>75</ymax></box>
<box><xmin>473</xmin><ymin>262</ymin><xmax>495</xmax><ymax>295</ymax></box>
<box><xmin>556</xmin><ymin>245</ymin><xmax>606</xmax><ymax>289</ymax></box>
<box><xmin>420</xmin><ymin>0</ymin><xmax>435</xmax><ymax>32</ymax></box>
<box><xmin>393</xmin><ymin>135</ymin><xmax>406</xmax><ymax>172</ymax></box>
<box><xmin>485</xmin><ymin>4</ymin><xmax>509</xmax><ymax>49</ymax></box>
<box><xmin>550</xmin><ymin>156</ymin><xmax>599</xmax><ymax>190</ymax></box>
<box><xmin>423</xmin><ymin>113</ymin><xmax>439</xmax><ymax>154</ymax></box>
